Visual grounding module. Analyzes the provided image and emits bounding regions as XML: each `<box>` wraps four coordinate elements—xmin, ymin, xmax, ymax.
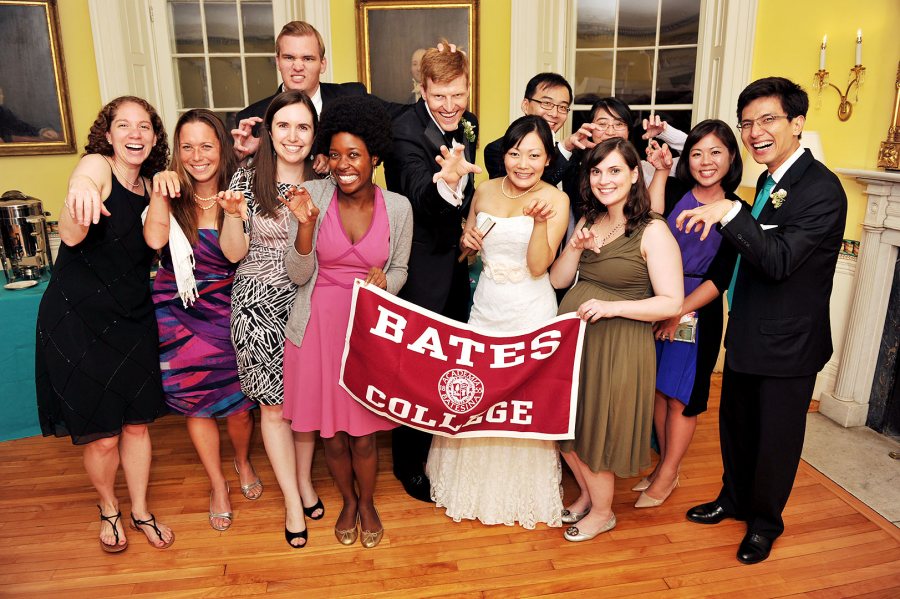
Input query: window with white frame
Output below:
<box><xmin>162</xmin><ymin>0</ymin><xmax>279</xmax><ymax>129</ymax></box>
<box><xmin>571</xmin><ymin>0</ymin><xmax>702</xmax><ymax>142</ymax></box>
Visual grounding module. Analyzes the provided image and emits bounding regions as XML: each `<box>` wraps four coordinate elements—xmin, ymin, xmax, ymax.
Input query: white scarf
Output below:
<box><xmin>141</xmin><ymin>207</ymin><xmax>199</xmax><ymax>308</ymax></box>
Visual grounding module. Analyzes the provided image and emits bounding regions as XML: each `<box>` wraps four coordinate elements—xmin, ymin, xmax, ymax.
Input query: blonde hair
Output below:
<box><xmin>276</xmin><ymin>21</ymin><xmax>325</xmax><ymax>58</ymax></box>
<box><xmin>420</xmin><ymin>39</ymin><xmax>469</xmax><ymax>89</ymax></box>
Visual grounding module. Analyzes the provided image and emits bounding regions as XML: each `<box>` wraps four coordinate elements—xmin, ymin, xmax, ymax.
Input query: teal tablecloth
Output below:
<box><xmin>0</xmin><ymin>281</ymin><xmax>45</xmax><ymax>441</ymax></box>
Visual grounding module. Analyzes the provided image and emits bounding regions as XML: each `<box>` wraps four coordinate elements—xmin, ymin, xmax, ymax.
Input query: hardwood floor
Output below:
<box><xmin>2</xmin><ymin>375</ymin><xmax>898</xmax><ymax>598</ymax></box>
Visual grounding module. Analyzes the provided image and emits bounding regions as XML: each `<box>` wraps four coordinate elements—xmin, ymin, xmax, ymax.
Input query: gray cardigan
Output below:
<box><xmin>283</xmin><ymin>178</ymin><xmax>413</xmax><ymax>347</ymax></box>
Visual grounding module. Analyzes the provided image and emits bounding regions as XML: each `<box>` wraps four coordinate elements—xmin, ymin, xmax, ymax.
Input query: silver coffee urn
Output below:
<box><xmin>0</xmin><ymin>190</ymin><xmax>54</xmax><ymax>287</ymax></box>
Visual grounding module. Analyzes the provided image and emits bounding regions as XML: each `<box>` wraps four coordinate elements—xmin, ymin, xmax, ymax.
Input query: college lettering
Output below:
<box><xmin>368</xmin><ymin>305</ymin><xmax>562</xmax><ymax>369</ymax></box>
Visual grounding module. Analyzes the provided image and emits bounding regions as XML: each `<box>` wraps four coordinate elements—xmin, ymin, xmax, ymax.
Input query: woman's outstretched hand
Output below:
<box><xmin>279</xmin><ymin>186</ymin><xmax>319</xmax><ymax>227</ymax></box>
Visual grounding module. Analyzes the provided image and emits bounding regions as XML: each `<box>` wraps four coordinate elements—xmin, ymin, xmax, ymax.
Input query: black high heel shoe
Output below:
<box><xmin>285</xmin><ymin>526</ymin><xmax>308</xmax><ymax>548</ymax></box>
<box><xmin>303</xmin><ymin>497</ymin><xmax>325</xmax><ymax>521</ymax></box>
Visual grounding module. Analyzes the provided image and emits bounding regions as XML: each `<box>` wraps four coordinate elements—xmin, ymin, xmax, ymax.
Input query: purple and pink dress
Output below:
<box><xmin>283</xmin><ymin>190</ymin><xmax>398</xmax><ymax>437</ymax></box>
<box><xmin>655</xmin><ymin>191</ymin><xmax>724</xmax><ymax>406</ymax></box>
<box><xmin>152</xmin><ymin>229</ymin><xmax>254</xmax><ymax>417</ymax></box>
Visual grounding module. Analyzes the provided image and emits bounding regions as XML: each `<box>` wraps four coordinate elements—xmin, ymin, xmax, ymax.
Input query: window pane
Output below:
<box><xmin>631</xmin><ymin>108</ymin><xmax>693</xmax><ymax>147</ymax></box>
<box><xmin>660</xmin><ymin>0</ymin><xmax>700</xmax><ymax>45</ymax></box>
<box><xmin>212</xmin><ymin>110</ymin><xmax>236</xmax><ymax>132</ymax></box>
<box><xmin>656</xmin><ymin>47</ymin><xmax>697</xmax><ymax>104</ymax></box>
<box><xmin>615</xmin><ymin>49</ymin><xmax>654</xmax><ymax>104</ymax></box>
<box><xmin>574</xmin><ymin>50</ymin><xmax>614</xmax><ymax>104</ymax></box>
<box><xmin>171</xmin><ymin>1</ymin><xmax>202</xmax><ymax>53</ymax></box>
<box><xmin>576</xmin><ymin>0</ymin><xmax>616</xmax><ymax>49</ymax></box>
<box><xmin>210</xmin><ymin>57</ymin><xmax>244</xmax><ymax>107</ymax></box>
<box><xmin>618</xmin><ymin>0</ymin><xmax>659</xmax><ymax>48</ymax></box>
<box><xmin>241</xmin><ymin>1</ymin><xmax>274</xmax><ymax>53</ymax></box>
<box><xmin>176</xmin><ymin>57</ymin><xmax>208</xmax><ymax>108</ymax></box>
<box><xmin>205</xmin><ymin>1</ymin><xmax>240</xmax><ymax>53</ymax></box>
<box><xmin>245</xmin><ymin>56</ymin><xmax>277</xmax><ymax>103</ymax></box>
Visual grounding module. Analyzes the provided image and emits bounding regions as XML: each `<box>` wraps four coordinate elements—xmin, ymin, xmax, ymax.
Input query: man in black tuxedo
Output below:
<box><xmin>232</xmin><ymin>21</ymin><xmax>369</xmax><ymax>164</ymax></box>
<box><xmin>676</xmin><ymin>77</ymin><xmax>847</xmax><ymax>564</ymax></box>
<box><xmin>383</xmin><ymin>43</ymin><xmax>481</xmax><ymax>502</ymax></box>
<box><xmin>483</xmin><ymin>73</ymin><xmax>574</xmax><ymax>184</ymax></box>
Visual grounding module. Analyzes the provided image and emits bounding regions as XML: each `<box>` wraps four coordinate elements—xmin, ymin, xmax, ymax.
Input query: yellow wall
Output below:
<box><xmin>328</xmin><ymin>0</ymin><xmax>511</xmax><ymax>183</ymax></box>
<box><xmin>749</xmin><ymin>0</ymin><xmax>900</xmax><ymax>239</ymax></box>
<box><xmin>2</xmin><ymin>0</ymin><xmax>101</xmax><ymax>219</ymax></box>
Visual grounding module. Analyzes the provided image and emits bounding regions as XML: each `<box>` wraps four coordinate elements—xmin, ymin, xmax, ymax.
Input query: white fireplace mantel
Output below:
<box><xmin>819</xmin><ymin>169</ymin><xmax>900</xmax><ymax>427</ymax></box>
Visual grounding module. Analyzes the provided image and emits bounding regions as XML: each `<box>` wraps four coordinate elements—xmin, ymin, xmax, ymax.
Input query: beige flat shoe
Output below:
<box><xmin>564</xmin><ymin>513</ymin><xmax>616</xmax><ymax>542</ymax></box>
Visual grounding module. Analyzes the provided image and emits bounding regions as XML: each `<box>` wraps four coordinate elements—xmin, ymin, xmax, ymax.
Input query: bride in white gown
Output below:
<box><xmin>426</xmin><ymin>116</ymin><xmax>570</xmax><ymax>528</ymax></box>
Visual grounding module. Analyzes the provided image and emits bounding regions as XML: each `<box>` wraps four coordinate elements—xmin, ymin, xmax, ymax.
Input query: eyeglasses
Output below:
<box><xmin>737</xmin><ymin>114</ymin><xmax>789</xmax><ymax>131</ymax></box>
<box><xmin>526</xmin><ymin>98</ymin><xmax>570</xmax><ymax>115</ymax></box>
<box><xmin>593</xmin><ymin>119</ymin><xmax>629</xmax><ymax>132</ymax></box>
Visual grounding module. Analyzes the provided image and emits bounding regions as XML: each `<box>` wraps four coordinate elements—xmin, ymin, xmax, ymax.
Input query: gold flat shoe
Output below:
<box><xmin>335</xmin><ymin>515</ymin><xmax>359</xmax><ymax>546</ymax></box>
<box><xmin>631</xmin><ymin>476</ymin><xmax>652</xmax><ymax>492</ymax></box>
<box><xmin>563</xmin><ymin>513</ymin><xmax>616</xmax><ymax>542</ymax></box>
<box><xmin>360</xmin><ymin>506</ymin><xmax>384</xmax><ymax>548</ymax></box>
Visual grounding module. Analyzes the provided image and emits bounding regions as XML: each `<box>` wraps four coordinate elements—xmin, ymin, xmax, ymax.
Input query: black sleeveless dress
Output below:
<box><xmin>36</xmin><ymin>175</ymin><xmax>165</xmax><ymax>444</ymax></box>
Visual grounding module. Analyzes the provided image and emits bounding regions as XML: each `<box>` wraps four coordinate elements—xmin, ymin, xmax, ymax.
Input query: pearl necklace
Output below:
<box><xmin>193</xmin><ymin>193</ymin><xmax>218</xmax><ymax>210</ymax></box>
<box><xmin>596</xmin><ymin>213</ymin><xmax>625</xmax><ymax>248</ymax></box>
<box><xmin>500</xmin><ymin>175</ymin><xmax>539</xmax><ymax>200</ymax></box>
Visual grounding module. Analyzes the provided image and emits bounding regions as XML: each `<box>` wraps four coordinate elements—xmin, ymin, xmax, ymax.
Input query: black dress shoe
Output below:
<box><xmin>686</xmin><ymin>501</ymin><xmax>737</xmax><ymax>524</ymax></box>
<box><xmin>401</xmin><ymin>474</ymin><xmax>434</xmax><ymax>503</ymax></box>
<box><xmin>737</xmin><ymin>533</ymin><xmax>773</xmax><ymax>564</ymax></box>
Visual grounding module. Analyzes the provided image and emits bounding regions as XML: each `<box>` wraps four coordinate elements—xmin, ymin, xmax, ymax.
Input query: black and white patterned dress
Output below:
<box><xmin>229</xmin><ymin>168</ymin><xmax>298</xmax><ymax>406</ymax></box>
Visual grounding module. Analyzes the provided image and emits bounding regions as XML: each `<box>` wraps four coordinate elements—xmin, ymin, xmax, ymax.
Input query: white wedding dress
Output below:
<box><xmin>426</xmin><ymin>213</ymin><xmax>563</xmax><ymax>529</ymax></box>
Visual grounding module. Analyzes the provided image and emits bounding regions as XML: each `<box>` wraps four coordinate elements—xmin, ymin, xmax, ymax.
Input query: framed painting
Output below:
<box><xmin>0</xmin><ymin>0</ymin><xmax>76</xmax><ymax>156</ymax></box>
<box><xmin>356</xmin><ymin>0</ymin><xmax>478</xmax><ymax>112</ymax></box>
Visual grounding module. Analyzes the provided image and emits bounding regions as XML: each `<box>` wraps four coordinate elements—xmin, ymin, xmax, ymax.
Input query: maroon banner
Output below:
<box><xmin>339</xmin><ymin>281</ymin><xmax>585</xmax><ymax>439</ymax></box>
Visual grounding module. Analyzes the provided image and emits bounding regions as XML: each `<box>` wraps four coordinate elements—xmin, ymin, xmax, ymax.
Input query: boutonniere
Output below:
<box><xmin>770</xmin><ymin>189</ymin><xmax>788</xmax><ymax>209</ymax></box>
<box><xmin>460</xmin><ymin>118</ymin><xmax>476</xmax><ymax>143</ymax></box>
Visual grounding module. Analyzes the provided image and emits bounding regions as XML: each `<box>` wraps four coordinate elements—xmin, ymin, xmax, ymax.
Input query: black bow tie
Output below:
<box><xmin>442</xmin><ymin>128</ymin><xmax>464</xmax><ymax>147</ymax></box>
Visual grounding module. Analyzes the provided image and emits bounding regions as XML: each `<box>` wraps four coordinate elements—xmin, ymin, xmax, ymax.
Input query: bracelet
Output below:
<box><xmin>224</xmin><ymin>212</ymin><xmax>243</xmax><ymax>219</ymax></box>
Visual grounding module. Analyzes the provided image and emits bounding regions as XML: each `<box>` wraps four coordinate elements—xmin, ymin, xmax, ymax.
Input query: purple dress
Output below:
<box><xmin>283</xmin><ymin>189</ymin><xmax>397</xmax><ymax>437</ymax></box>
<box><xmin>655</xmin><ymin>191</ymin><xmax>723</xmax><ymax>405</ymax></box>
<box><xmin>153</xmin><ymin>229</ymin><xmax>253</xmax><ymax>417</ymax></box>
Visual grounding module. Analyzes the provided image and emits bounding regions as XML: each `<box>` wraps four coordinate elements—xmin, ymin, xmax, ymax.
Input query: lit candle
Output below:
<box><xmin>820</xmin><ymin>35</ymin><xmax>827</xmax><ymax>70</ymax></box>
<box><xmin>855</xmin><ymin>29</ymin><xmax>862</xmax><ymax>65</ymax></box>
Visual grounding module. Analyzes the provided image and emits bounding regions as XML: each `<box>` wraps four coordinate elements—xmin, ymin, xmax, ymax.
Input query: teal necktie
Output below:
<box><xmin>726</xmin><ymin>175</ymin><xmax>775</xmax><ymax>308</ymax></box>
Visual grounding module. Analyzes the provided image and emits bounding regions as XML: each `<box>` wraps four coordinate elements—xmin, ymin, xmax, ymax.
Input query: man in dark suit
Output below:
<box><xmin>231</xmin><ymin>21</ymin><xmax>367</xmax><ymax>163</ymax></box>
<box><xmin>676</xmin><ymin>77</ymin><xmax>847</xmax><ymax>564</ymax></box>
<box><xmin>483</xmin><ymin>73</ymin><xmax>574</xmax><ymax>184</ymax></box>
<box><xmin>383</xmin><ymin>43</ymin><xmax>481</xmax><ymax>502</ymax></box>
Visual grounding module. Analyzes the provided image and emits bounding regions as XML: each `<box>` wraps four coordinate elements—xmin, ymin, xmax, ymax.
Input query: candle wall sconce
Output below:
<box><xmin>813</xmin><ymin>65</ymin><xmax>865</xmax><ymax>121</ymax></box>
<box><xmin>813</xmin><ymin>31</ymin><xmax>865</xmax><ymax>121</ymax></box>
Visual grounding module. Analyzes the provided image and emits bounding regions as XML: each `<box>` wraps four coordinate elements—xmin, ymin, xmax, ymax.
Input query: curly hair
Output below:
<box><xmin>314</xmin><ymin>96</ymin><xmax>392</xmax><ymax>165</ymax></box>
<box><xmin>169</xmin><ymin>109</ymin><xmax>237</xmax><ymax>245</ymax></box>
<box><xmin>83</xmin><ymin>96</ymin><xmax>169</xmax><ymax>176</ymax></box>
<box><xmin>578</xmin><ymin>138</ymin><xmax>651</xmax><ymax>236</ymax></box>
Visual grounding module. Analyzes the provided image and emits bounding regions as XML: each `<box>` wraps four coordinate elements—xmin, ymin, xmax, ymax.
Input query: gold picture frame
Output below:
<box><xmin>355</xmin><ymin>0</ymin><xmax>479</xmax><ymax>113</ymax></box>
<box><xmin>0</xmin><ymin>0</ymin><xmax>76</xmax><ymax>156</ymax></box>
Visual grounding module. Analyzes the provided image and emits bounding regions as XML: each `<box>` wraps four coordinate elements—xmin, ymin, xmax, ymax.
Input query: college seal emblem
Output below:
<box><xmin>438</xmin><ymin>369</ymin><xmax>485</xmax><ymax>414</ymax></box>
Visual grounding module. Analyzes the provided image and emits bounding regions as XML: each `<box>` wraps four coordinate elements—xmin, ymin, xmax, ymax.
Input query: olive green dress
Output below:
<box><xmin>558</xmin><ymin>217</ymin><xmax>657</xmax><ymax>477</ymax></box>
